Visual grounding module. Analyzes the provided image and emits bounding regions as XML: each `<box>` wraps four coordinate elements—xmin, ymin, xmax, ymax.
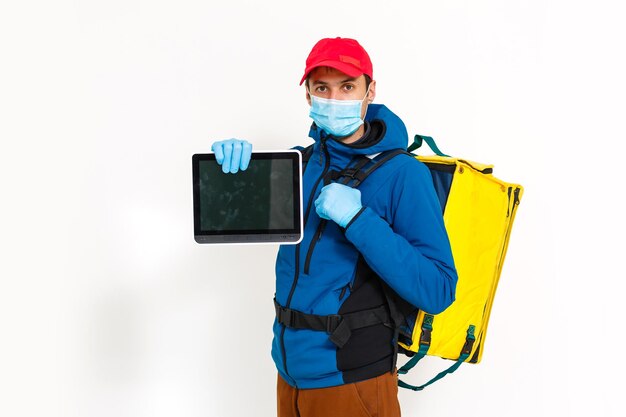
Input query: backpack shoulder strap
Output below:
<box><xmin>298</xmin><ymin>144</ymin><xmax>315</xmax><ymax>174</ymax></box>
<box><xmin>327</xmin><ymin>149</ymin><xmax>411</xmax><ymax>188</ymax></box>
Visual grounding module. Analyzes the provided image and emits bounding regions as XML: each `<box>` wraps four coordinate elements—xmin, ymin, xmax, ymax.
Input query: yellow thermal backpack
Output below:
<box><xmin>396</xmin><ymin>135</ymin><xmax>524</xmax><ymax>391</ymax></box>
<box><xmin>296</xmin><ymin>134</ymin><xmax>523</xmax><ymax>391</ymax></box>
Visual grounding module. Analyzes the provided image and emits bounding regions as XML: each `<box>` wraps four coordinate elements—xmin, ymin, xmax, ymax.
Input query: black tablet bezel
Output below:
<box><xmin>192</xmin><ymin>151</ymin><xmax>303</xmax><ymax>244</ymax></box>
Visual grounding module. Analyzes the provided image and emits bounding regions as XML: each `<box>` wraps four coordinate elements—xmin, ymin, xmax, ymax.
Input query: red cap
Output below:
<box><xmin>299</xmin><ymin>37</ymin><xmax>373</xmax><ymax>85</ymax></box>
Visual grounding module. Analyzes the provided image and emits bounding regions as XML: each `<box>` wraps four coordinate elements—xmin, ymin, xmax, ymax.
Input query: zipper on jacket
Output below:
<box><xmin>278</xmin><ymin>249</ymin><xmax>298</xmax><ymax>385</ymax></box>
<box><xmin>303</xmin><ymin>141</ymin><xmax>332</xmax><ymax>275</ymax></box>
<box><xmin>304</xmin><ymin>220</ymin><xmax>327</xmax><ymax>274</ymax></box>
<box><xmin>279</xmin><ymin>138</ymin><xmax>330</xmax><ymax>383</ymax></box>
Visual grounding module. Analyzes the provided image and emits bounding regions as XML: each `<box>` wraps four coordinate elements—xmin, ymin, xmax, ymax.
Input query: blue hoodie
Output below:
<box><xmin>271</xmin><ymin>104</ymin><xmax>457</xmax><ymax>389</ymax></box>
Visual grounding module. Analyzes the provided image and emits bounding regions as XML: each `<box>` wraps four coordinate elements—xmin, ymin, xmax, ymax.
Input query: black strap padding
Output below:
<box><xmin>274</xmin><ymin>298</ymin><xmax>391</xmax><ymax>349</ymax></box>
<box><xmin>338</xmin><ymin>157</ymin><xmax>374</xmax><ymax>185</ymax></box>
<box><xmin>301</xmin><ymin>144</ymin><xmax>314</xmax><ymax>174</ymax></box>
<box><xmin>324</xmin><ymin>167</ymin><xmax>368</xmax><ymax>185</ymax></box>
<box><xmin>322</xmin><ymin>149</ymin><xmax>410</xmax><ymax>189</ymax></box>
<box><xmin>346</xmin><ymin>149</ymin><xmax>410</xmax><ymax>188</ymax></box>
<box><xmin>302</xmin><ymin>145</ymin><xmax>314</xmax><ymax>162</ymax></box>
<box><xmin>356</xmin><ymin>149</ymin><xmax>411</xmax><ymax>186</ymax></box>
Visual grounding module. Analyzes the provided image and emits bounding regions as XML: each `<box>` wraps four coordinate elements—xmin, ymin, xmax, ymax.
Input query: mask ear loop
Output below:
<box><xmin>362</xmin><ymin>84</ymin><xmax>373</xmax><ymax>119</ymax></box>
<box><xmin>362</xmin><ymin>84</ymin><xmax>372</xmax><ymax>103</ymax></box>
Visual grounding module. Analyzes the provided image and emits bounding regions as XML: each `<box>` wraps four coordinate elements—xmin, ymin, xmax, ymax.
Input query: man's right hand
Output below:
<box><xmin>211</xmin><ymin>139</ymin><xmax>253</xmax><ymax>173</ymax></box>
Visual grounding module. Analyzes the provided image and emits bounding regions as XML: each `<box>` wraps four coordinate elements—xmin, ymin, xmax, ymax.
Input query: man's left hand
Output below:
<box><xmin>314</xmin><ymin>183</ymin><xmax>362</xmax><ymax>228</ymax></box>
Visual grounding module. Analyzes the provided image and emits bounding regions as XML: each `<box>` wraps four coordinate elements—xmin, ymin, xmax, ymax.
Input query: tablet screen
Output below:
<box><xmin>192</xmin><ymin>151</ymin><xmax>303</xmax><ymax>244</ymax></box>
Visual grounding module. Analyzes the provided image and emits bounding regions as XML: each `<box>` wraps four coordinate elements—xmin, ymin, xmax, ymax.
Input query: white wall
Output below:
<box><xmin>1</xmin><ymin>1</ymin><xmax>624</xmax><ymax>416</ymax></box>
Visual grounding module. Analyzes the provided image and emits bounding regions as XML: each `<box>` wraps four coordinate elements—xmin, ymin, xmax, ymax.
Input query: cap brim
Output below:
<box><xmin>299</xmin><ymin>60</ymin><xmax>364</xmax><ymax>85</ymax></box>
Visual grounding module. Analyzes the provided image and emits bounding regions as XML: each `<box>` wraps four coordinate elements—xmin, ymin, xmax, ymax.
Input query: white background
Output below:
<box><xmin>1</xmin><ymin>1</ymin><xmax>624</xmax><ymax>416</ymax></box>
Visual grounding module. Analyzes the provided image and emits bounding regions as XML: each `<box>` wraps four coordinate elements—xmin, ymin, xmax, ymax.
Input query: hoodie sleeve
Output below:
<box><xmin>344</xmin><ymin>158</ymin><xmax>458</xmax><ymax>314</ymax></box>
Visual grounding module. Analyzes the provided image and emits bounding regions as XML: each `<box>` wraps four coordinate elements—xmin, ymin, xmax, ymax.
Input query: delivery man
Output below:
<box><xmin>211</xmin><ymin>37</ymin><xmax>457</xmax><ymax>417</ymax></box>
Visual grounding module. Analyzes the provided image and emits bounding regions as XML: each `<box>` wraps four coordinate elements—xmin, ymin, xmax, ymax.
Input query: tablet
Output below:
<box><xmin>192</xmin><ymin>150</ymin><xmax>303</xmax><ymax>244</ymax></box>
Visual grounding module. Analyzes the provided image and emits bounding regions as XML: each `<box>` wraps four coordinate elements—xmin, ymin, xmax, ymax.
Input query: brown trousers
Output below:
<box><xmin>277</xmin><ymin>372</ymin><xmax>401</xmax><ymax>417</ymax></box>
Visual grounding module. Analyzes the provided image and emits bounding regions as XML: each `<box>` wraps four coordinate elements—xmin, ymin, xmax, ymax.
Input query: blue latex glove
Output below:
<box><xmin>314</xmin><ymin>183</ymin><xmax>363</xmax><ymax>228</ymax></box>
<box><xmin>211</xmin><ymin>139</ymin><xmax>253</xmax><ymax>173</ymax></box>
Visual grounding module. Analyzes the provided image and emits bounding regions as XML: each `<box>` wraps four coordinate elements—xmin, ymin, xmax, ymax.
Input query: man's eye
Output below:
<box><xmin>316</xmin><ymin>86</ymin><xmax>327</xmax><ymax>93</ymax></box>
<box><xmin>344</xmin><ymin>84</ymin><xmax>354</xmax><ymax>91</ymax></box>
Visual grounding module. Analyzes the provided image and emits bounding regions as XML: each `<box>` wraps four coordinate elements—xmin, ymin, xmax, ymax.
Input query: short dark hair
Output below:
<box><xmin>306</xmin><ymin>74</ymin><xmax>372</xmax><ymax>90</ymax></box>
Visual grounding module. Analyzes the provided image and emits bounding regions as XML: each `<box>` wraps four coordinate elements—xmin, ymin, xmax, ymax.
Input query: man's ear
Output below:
<box><xmin>305</xmin><ymin>89</ymin><xmax>312</xmax><ymax>106</ymax></box>
<box><xmin>367</xmin><ymin>80</ymin><xmax>377</xmax><ymax>103</ymax></box>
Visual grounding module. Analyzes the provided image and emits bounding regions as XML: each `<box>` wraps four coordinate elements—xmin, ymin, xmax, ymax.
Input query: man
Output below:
<box><xmin>212</xmin><ymin>37</ymin><xmax>457</xmax><ymax>417</ymax></box>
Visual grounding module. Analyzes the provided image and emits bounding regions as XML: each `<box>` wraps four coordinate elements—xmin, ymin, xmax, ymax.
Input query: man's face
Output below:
<box><xmin>306</xmin><ymin>66</ymin><xmax>376</xmax><ymax>119</ymax></box>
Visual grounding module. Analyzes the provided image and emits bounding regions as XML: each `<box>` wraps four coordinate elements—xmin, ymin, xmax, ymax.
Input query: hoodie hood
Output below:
<box><xmin>308</xmin><ymin>104</ymin><xmax>408</xmax><ymax>158</ymax></box>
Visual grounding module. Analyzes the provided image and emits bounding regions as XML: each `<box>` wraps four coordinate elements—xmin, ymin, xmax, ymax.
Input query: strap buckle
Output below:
<box><xmin>325</xmin><ymin>314</ymin><xmax>342</xmax><ymax>333</ymax></box>
<box><xmin>282</xmin><ymin>308</ymin><xmax>294</xmax><ymax>327</ymax></box>
<box><xmin>340</xmin><ymin>168</ymin><xmax>358</xmax><ymax>180</ymax></box>
<box><xmin>419</xmin><ymin>327</ymin><xmax>432</xmax><ymax>346</ymax></box>
<box><xmin>419</xmin><ymin>314</ymin><xmax>434</xmax><ymax>346</ymax></box>
<box><xmin>460</xmin><ymin>325</ymin><xmax>476</xmax><ymax>356</ymax></box>
<box><xmin>274</xmin><ymin>299</ymin><xmax>294</xmax><ymax>328</ymax></box>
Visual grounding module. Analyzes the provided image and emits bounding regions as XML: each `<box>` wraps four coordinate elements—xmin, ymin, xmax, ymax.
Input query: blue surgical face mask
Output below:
<box><xmin>308</xmin><ymin>86</ymin><xmax>370</xmax><ymax>138</ymax></box>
